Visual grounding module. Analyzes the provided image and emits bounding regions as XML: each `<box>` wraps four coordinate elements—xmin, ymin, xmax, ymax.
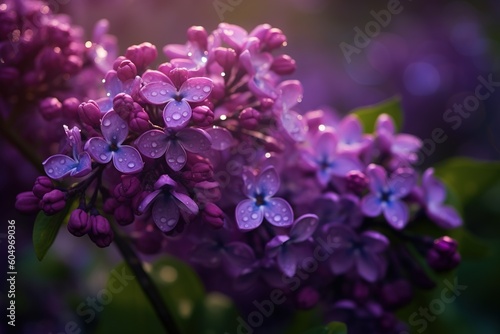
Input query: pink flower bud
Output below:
<box><xmin>129</xmin><ymin>107</ymin><xmax>150</xmax><ymax>133</ymax></box>
<box><xmin>116</xmin><ymin>59</ymin><xmax>137</xmax><ymax>82</ymax></box>
<box><xmin>201</xmin><ymin>203</ymin><xmax>224</xmax><ymax>229</ymax></box>
<box><xmin>239</xmin><ymin>107</ymin><xmax>261</xmax><ymax>129</ymax></box>
<box><xmin>78</xmin><ymin>100</ymin><xmax>101</xmax><ymax>127</ymax></box>
<box><xmin>33</xmin><ymin>176</ymin><xmax>54</xmax><ymax>199</ymax></box>
<box><xmin>15</xmin><ymin>191</ymin><xmax>40</xmax><ymax>214</ymax></box>
<box><xmin>187</xmin><ymin>26</ymin><xmax>208</xmax><ymax>49</ymax></box>
<box><xmin>115</xmin><ymin>205</ymin><xmax>135</xmax><ymax>226</ymax></box>
<box><xmin>271</xmin><ymin>54</ymin><xmax>296</xmax><ymax>75</ymax></box>
<box><xmin>67</xmin><ymin>209</ymin><xmax>91</xmax><ymax>237</ymax></box>
<box><xmin>112</xmin><ymin>56</ymin><xmax>126</xmax><ymax>70</ymax></box>
<box><xmin>263</xmin><ymin>28</ymin><xmax>286</xmax><ymax>51</ymax></box>
<box><xmin>113</xmin><ymin>175</ymin><xmax>141</xmax><ymax>201</ymax></box>
<box><xmin>191</xmin><ymin>106</ymin><xmax>214</xmax><ymax>127</ymax></box>
<box><xmin>125</xmin><ymin>42</ymin><xmax>157</xmax><ymax>70</ymax></box>
<box><xmin>39</xmin><ymin>97</ymin><xmax>62</xmax><ymax>121</ymax></box>
<box><xmin>213</xmin><ymin>47</ymin><xmax>237</xmax><ymax>69</ymax></box>
<box><xmin>62</xmin><ymin>97</ymin><xmax>80</xmax><ymax>119</ymax></box>
<box><xmin>113</xmin><ymin>93</ymin><xmax>135</xmax><ymax>119</ymax></box>
<box><xmin>89</xmin><ymin>215</ymin><xmax>113</xmax><ymax>248</ymax></box>
<box><xmin>40</xmin><ymin>189</ymin><xmax>66</xmax><ymax>215</ymax></box>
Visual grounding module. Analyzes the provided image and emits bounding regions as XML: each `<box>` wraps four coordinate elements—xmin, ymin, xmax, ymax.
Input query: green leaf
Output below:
<box><xmin>434</xmin><ymin>157</ymin><xmax>500</xmax><ymax>206</ymax></box>
<box><xmin>304</xmin><ymin>322</ymin><xmax>347</xmax><ymax>334</ymax></box>
<box><xmin>32</xmin><ymin>200</ymin><xmax>73</xmax><ymax>261</ymax></box>
<box><xmin>351</xmin><ymin>97</ymin><xmax>403</xmax><ymax>133</ymax></box>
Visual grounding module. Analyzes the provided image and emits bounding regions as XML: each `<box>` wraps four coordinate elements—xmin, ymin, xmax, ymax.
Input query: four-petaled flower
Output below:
<box><xmin>236</xmin><ymin>166</ymin><xmax>294</xmax><ymax>231</ymax></box>
<box><xmin>266</xmin><ymin>214</ymin><xmax>319</xmax><ymax>277</ymax></box>
<box><xmin>138</xmin><ymin>175</ymin><xmax>198</xmax><ymax>232</ymax></box>
<box><xmin>325</xmin><ymin>224</ymin><xmax>389</xmax><ymax>282</ymax></box>
<box><xmin>85</xmin><ymin>111</ymin><xmax>144</xmax><ymax>173</ymax></box>
<box><xmin>96</xmin><ymin>70</ymin><xmax>141</xmax><ymax>112</ymax></box>
<box><xmin>421</xmin><ymin>168</ymin><xmax>462</xmax><ymax>229</ymax></box>
<box><xmin>43</xmin><ymin>126</ymin><xmax>92</xmax><ymax>179</ymax></box>
<box><xmin>301</xmin><ymin>131</ymin><xmax>362</xmax><ymax>187</ymax></box>
<box><xmin>136</xmin><ymin>127</ymin><xmax>211</xmax><ymax>171</ymax></box>
<box><xmin>140</xmin><ymin>70</ymin><xmax>213</xmax><ymax>129</ymax></box>
<box><xmin>375</xmin><ymin>114</ymin><xmax>422</xmax><ymax>163</ymax></box>
<box><xmin>361</xmin><ymin>164</ymin><xmax>415</xmax><ymax>229</ymax></box>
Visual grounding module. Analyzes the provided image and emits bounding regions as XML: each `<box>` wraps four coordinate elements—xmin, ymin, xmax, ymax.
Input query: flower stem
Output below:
<box><xmin>110</xmin><ymin>222</ymin><xmax>182</xmax><ymax>334</ymax></box>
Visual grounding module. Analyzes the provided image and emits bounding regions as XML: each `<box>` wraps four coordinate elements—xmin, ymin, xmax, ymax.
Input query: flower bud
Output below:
<box><xmin>346</xmin><ymin>170</ymin><xmax>368</xmax><ymax>194</ymax></box>
<box><xmin>158</xmin><ymin>62</ymin><xmax>174</xmax><ymax>76</ymax></box>
<box><xmin>15</xmin><ymin>191</ymin><xmax>40</xmax><ymax>214</ymax></box>
<box><xmin>115</xmin><ymin>205</ymin><xmax>135</xmax><ymax>226</ymax></box>
<box><xmin>125</xmin><ymin>42</ymin><xmax>157</xmax><ymax>70</ymax></box>
<box><xmin>213</xmin><ymin>47</ymin><xmax>237</xmax><ymax>70</ymax></box>
<box><xmin>427</xmin><ymin>236</ymin><xmax>461</xmax><ymax>272</ymax></box>
<box><xmin>78</xmin><ymin>100</ymin><xmax>101</xmax><ymax>127</ymax></box>
<box><xmin>191</xmin><ymin>106</ymin><xmax>214</xmax><ymax>127</ymax></box>
<box><xmin>67</xmin><ymin>209</ymin><xmax>91</xmax><ymax>237</ymax></box>
<box><xmin>40</xmin><ymin>189</ymin><xmax>66</xmax><ymax>215</ymax></box>
<box><xmin>259</xmin><ymin>98</ymin><xmax>274</xmax><ymax>111</ymax></box>
<box><xmin>167</xmin><ymin>67</ymin><xmax>189</xmax><ymax>88</ymax></box>
<box><xmin>89</xmin><ymin>215</ymin><xmax>113</xmax><ymax>248</ymax></box>
<box><xmin>33</xmin><ymin>176</ymin><xmax>54</xmax><ymax>199</ymax></box>
<box><xmin>103</xmin><ymin>197</ymin><xmax>120</xmax><ymax>214</ymax></box>
<box><xmin>271</xmin><ymin>54</ymin><xmax>296</xmax><ymax>75</ymax></box>
<box><xmin>201</xmin><ymin>203</ymin><xmax>224</xmax><ymax>229</ymax></box>
<box><xmin>113</xmin><ymin>175</ymin><xmax>141</xmax><ymax>201</ymax></box>
<box><xmin>295</xmin><ymin>287</ymin><xmax>320</xmax><ymax>310</ymax></box>
<box><xmin>194</xmin><ymin>181</ymin><xmax>221</xmax><ymax>203</ymax></box>
<box><xmin>63</xmin><ymin>54</ymin><xmax>83</xmax><ymax>74</ymax></box>
<box><xmin>187</xmin><ymin>26</ymin><xmax>208</xmax><ymax>50</ymax></box>
<box><xmin>116</xmin><ymin>59</ymin><xmax>137</xmax><ymax>82</ymax></box>
<box><xmin>62</xmin><ymin>97</ymin><xmax>80</xmax><ymax>119</ymax></box>
<box><xmin>39</xmin><ymin>97</ymin><xmax>62</xmax><ymax>121</ymax></box>
<box><xmin>263</xmin><ymin>28</ymin><xmax>286</xmax><ymax>51</ymax></box>
<box><xmin>112</xmin><ymin>56</ymin><xmax>126</xmax><ymax>70</ymax></box>
<box><xmin>113</xmin><ymin>93</ymin><xmax>135</xmax><ymax>119</ymax></box>
<box><xmin>239</xmin><ymin>107</ymin><xmax>261</xmax><ymax>129</ymax></box>
<box><xmin>129</xmin><ymin>108</ymin><xmax>150</xmax><ymax>133</ymax></box>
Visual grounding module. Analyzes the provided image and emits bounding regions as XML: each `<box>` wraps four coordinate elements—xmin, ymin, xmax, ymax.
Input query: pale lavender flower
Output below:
<box><xmin>85</xmin><ymin>111</ymin><xmax>144</xmax><ymax>173</ymax></box>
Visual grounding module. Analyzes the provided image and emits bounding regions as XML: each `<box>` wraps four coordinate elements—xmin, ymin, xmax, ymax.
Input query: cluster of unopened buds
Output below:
<box><xmin>13</xmin><ymin>18</ymin><xmax>463</xmax><ymax>333</ymax></box>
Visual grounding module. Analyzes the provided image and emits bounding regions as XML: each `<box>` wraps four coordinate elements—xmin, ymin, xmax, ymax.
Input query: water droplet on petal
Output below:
<box><xmin>243</xmin><ymin>217</ymin><xmax>249</xmax><ymax>222</ymax></box>
<box><xmin>100</xmin><ymin>154</ymin><xmax>108</xmax><ymax>160</ymax></box>
<box><xmin>160</xmin><ymin>90</ymin><xmax>166</xmax><ymax>95</ymax></box>
<box><xmin>176</xmin><ymin>155</ymin><xmax>186</xmax><ymax>163</ymax></box>
<box><xmin>118</xmin><ymin>158</ymin><xmax>123</xmax><ymax>162</ymax></box>
<box><xmin>251</xmin><ymin>213</ymin><xmax>258</xmax><ymax>219</ymax></box>
<box><xmin>48</xmin><ymin>168</ymin><xmax>54</xmax><ymax>174</ymax></box>
<box><xmin>167</xmin><ymin>219</ymin><xmax>176</xmax><ymax>227</ymax></box>
<box><xmin>182</xmin><ymin>112</ymin><xmax>188</xmax><ymax>117</ymax></box>
<box><xmin>151</xmin><ymin>91</ymin><xmax>158</xmax><ymax>97</ymax></box>
<box><xmin>103</xmin><ymin>119</ymin><xmax>111</xmax><ymax>127</ymax></box>
<box><xmin>59</xmin><ymin>159</ymin><xmax>65</xmax><ymax>164</ymax></box>
<box><xmin>121</xmin><ymin>124</ymin><xmax>126</xmax><ymax>129</ymax></box>
<box><xmin>172</xmin><ymin>113</ymin><xmax>181</xmax><ymax>121</ymax></box>
<box><xmin>192</xmin><ymin>95</ymin><xmax>199</xmax><ymax>100</ymax></box>
<box><xmin>273</xmin><ymin>215</ymin><xmax>282</xmax><ymax>222</ymax></box>
<box><xmin>128</xmin><ymin>162</ymin><xmax>135</xmax><ymax>168</ymax></box>
<box><xmin>152</xmin><ymin>142</ymin><xmax>158</xmax><ymax>148</ymax></box>
<box><xmin>150</xmin><ymin>152</ymin><xmax>156</xmax><ymax>157</ymax></box>
<box><xmin>203</xmin><ymin>86</ymin><xmax>211</xmax><ymax>93</ymax></box>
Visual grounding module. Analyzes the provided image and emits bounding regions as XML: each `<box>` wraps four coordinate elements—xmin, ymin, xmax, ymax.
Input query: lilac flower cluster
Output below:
<box><xmin>0</xmin><ymin>0</ymin><xmax>116</xmax><ymax>151</ymax></box>
<box><xmin>15</xmin><ymin>22</ymin><xmax>463</xmax><ymax>333</ymax></box>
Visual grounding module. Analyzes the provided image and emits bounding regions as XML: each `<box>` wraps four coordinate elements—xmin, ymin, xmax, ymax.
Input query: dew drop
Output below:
<box><xmin>151</xmin><ymin>91</ymin><xmax>158</xmax><ymax>97</ymax></box>
<box><xmin>150</xmin><ymin>152</ymin><xmax>156</xmax><ymax>157</ymax></box>
<box><xmin>283</xmin><ymin>216</ymin><xmax>289</xmax><ymax>221</ymax></box>
<box><xmin>59</xmin><ymin>159</ymin><xmax>66</xmax><ymax>164</ymax></box>
<box><xmin>192</xmin><ymin>95</ymin><xmax>199</xmax><ymax>101</ymax></box>
<box><xmin>273</xmin><ymin>215</ymin><xmax>282</xmax><ymax>222</ymax></box>
<box><xmin>251</xmin><ymin>213</ymin><xmax>258</xmax><ymax>219</ymax></box>
<box><xmin>160</xmin><ymin>217</ymin><xmax>167</xmax><ymax>223</ymax></box>
<box><xmin>100</xmin><ymin>154</ymin><xmax>108</xmax><ymax>160</ymax></box>
<box><xmin>48</xmin><ymin>168</ymin><xmax>54</xmax><ymax>174</ymax></box>
<box><xmin>103</xmin><ymin>119</ymin><xmax>111</xmax><ymax>127</ymax></box>
<box><xmin>167</xmin><ymin>219</ymin><xmax>176</xmax><ymax>227</ymax></box>
<box><xmin>243</xmin><ymin>217</ymin><xmax>249</xmax><ymax>222</ymax></box>
<box><xmin>244</xmin><ymin>224</ymin><xmax>249</xmax><ymax>228</ymax></box>
<box><xmin>182</xmin><ymin>112</ymin><xmax>188</xmax><ymax>117</ymax></box>
<box><xmin>121</xmin><ymin>124</ymin><xmax>126</xmax><ymax>129</ymax></box>
<box><xmin>282</xmin><ymin>208</ymin><xmax>287</xmax><ymax>213</ymax></box>
<box><xmin>203</xmin><ymin>86</ymin><xmax>211</xmax><ymax>93</ymax></box>
<box><xmin>160</xmin><ymin>90</ymin><xmax>167</xmax><ymax>95</ymax></box>
<box><xmin>152</xmin><ymin>142</ymin><xmax>158</xmax><ymax>148</ymax></box>
<box><xmin>176</xmin><ymin>155</ymin><xmax>186</xmax><ymax>163</ymax></box>
<box><xmin>118</xmin><ymin>158</ymin><xmax>123</xmax><ymax>162</ymax></box>
<box><xmin>128</xmin><ymin>162</ymin><xmax>135</xmax><ymax>168</ymax></box>
<box><xmin>172</xmin><ymin>113</ymin><xmax>181</xmax><ymax>120</ymax></box>
<box><xmin>166</xmin><ymin>117</ymin><xmax>172</xmax><ymax>122</ymax></box>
